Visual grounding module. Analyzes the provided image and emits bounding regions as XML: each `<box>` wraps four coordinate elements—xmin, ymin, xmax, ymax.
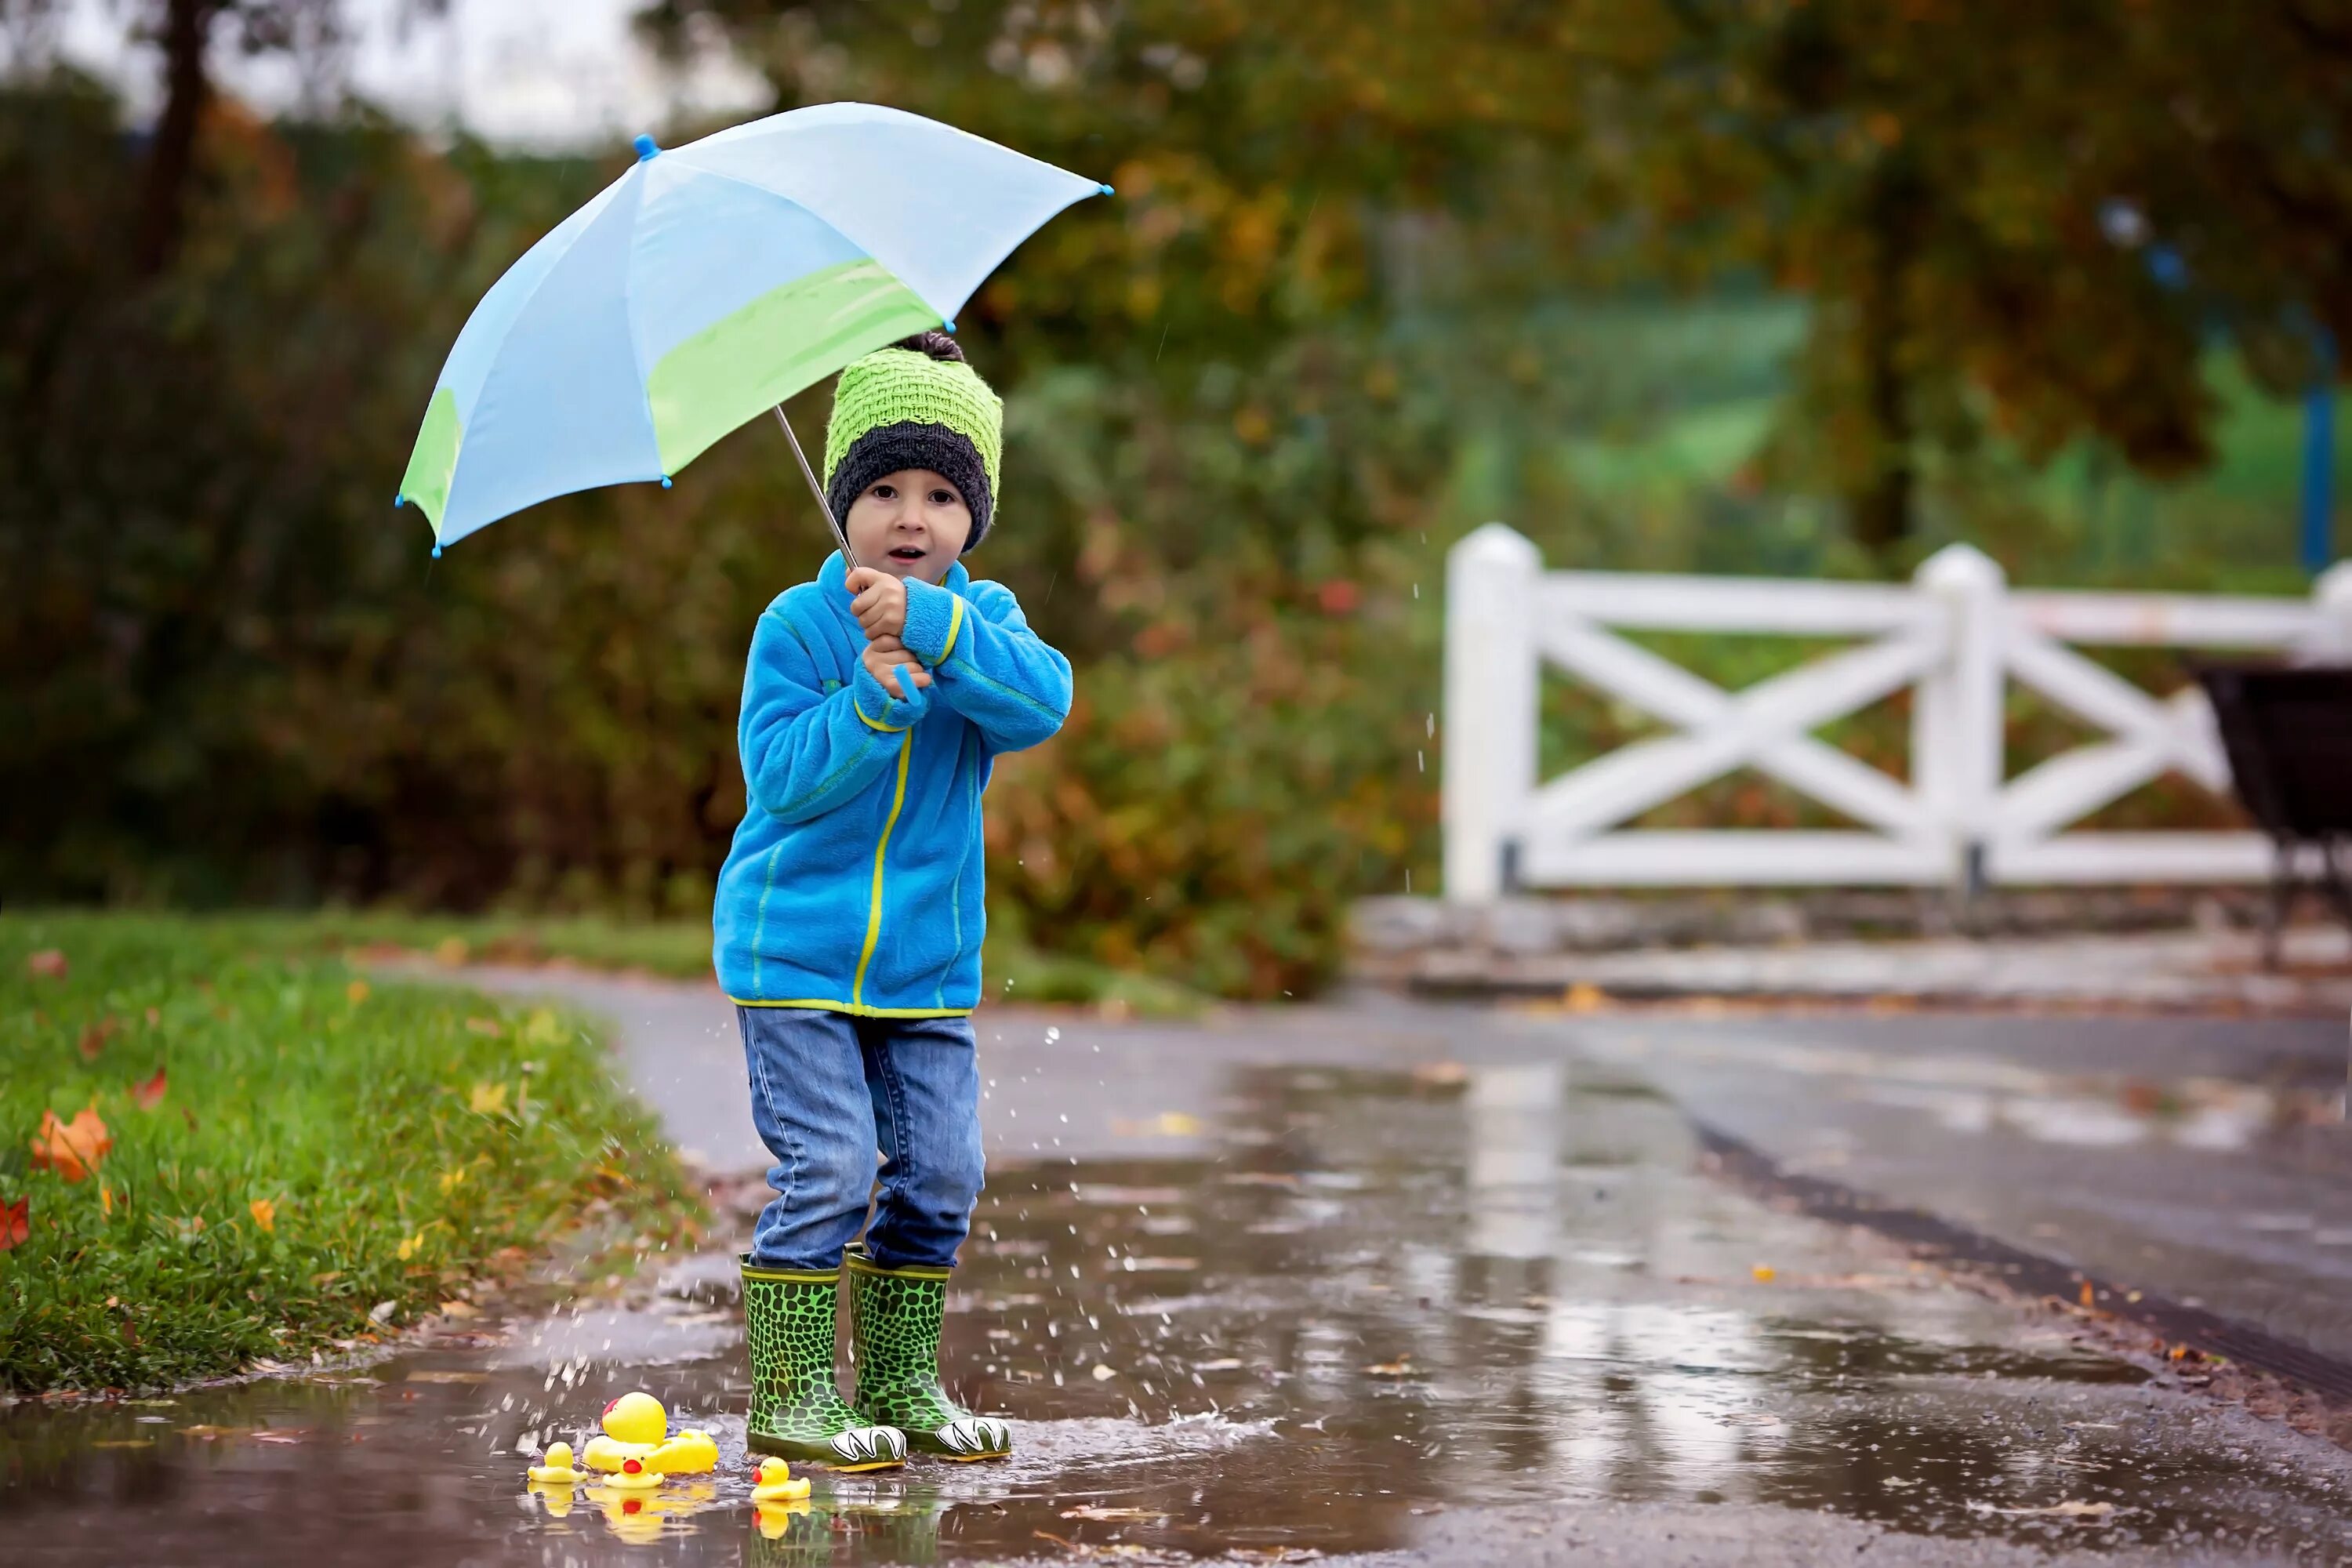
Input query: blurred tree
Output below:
<box><xmin>126</xmin><ymin>0</ymin><xmax>442</xmax><ymax>274</ymax></box>
<box><xmin>1593</xmin><ymin>0</ymin><xmax>2352</xmax><ymax>550</ymax></box>
<box><xmin>644</xmin><ymin>1</ymin><xmax>2352</xmax><ymax>552</ymax></box>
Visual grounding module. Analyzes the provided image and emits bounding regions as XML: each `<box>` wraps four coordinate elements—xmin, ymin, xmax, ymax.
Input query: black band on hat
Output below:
<box><xmin>823</xmin><ymin>422</ymin><xmax>995</xmax><ymax>554</ymax></box>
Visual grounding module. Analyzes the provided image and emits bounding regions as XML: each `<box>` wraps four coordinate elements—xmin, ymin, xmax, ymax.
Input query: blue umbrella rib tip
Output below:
<box><xmin>634</xmin><ymin>133</ymin><xmax>661</xmax><ymax>162</ymax></box>
<box><xmin>661</xmin><ymin>474</ymin><xmax>673</xmax><ymax>488</ymax></box>
<box><xmin>394</xmin><ymin>493</ymin><xmax>405</xmax><ymax>508</ymax></box>
<box><xmin>1099</xmin><ymin>183</ymin><xmax>1115</xmax><ymax>197</ymax></box>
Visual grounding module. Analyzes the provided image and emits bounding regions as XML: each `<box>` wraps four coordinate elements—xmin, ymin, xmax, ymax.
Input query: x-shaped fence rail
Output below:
<box><xmin>1442</xmin><ymin>523</ymin><xmax>2352</xmax><ymax>899</ymax></box>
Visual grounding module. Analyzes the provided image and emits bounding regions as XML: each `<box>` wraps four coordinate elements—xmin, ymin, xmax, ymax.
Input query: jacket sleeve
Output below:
<box><xmin>900</xmin><ymin>576</ymin><xmax>1073</xmax><ymax>754</ymax></box>
<box><xmin>740</xmin><ymin>608</ymin><xmax>929</xmax><ymax>823</ymax></box>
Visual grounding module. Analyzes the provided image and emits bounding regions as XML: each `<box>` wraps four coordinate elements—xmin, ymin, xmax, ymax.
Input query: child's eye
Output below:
<box><xmin>871</xmin><ymin>484</ymin><xmax>896</xmax><ymax>500</ymax></box>
<box><xmin>928</xmin><ymin>488</ymin><xmax>957</xmax><ymax>506</ymax></box>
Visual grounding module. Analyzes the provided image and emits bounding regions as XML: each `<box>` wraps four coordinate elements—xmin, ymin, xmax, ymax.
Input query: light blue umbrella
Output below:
<box><xmin>397</xmin><ymin>103</ymin><xmax>1109</xmax><ymax>556</ymax></box>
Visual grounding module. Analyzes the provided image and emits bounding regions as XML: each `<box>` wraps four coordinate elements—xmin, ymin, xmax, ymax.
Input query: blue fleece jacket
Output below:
<box><xmin>713</xmin><ymin>551</ymin><xmax>1072</xmax><ymax>1014</ymax></box>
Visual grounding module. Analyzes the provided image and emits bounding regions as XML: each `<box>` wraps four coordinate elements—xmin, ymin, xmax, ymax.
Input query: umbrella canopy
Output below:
<box><xmin>398</xmin><ymin>103</ymin><xmax>1107</xmax><ymax>551</ymax></box>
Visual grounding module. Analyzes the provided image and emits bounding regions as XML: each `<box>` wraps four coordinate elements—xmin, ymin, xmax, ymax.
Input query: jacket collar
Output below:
<box><xmin>817</xmin><ymin>550</ymin><xmax>969</xmax><ymax>632</ymax></box>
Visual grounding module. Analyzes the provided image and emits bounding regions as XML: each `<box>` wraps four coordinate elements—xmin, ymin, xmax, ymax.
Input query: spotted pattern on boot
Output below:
<box><xmin>848</xmin><ymin>1252</ymin><xmax>1013</xmax><ymax>1461</ymax></box>
<box><xmin>741</xmin><ymin>1260</ymin><xmax>907</xmax><ymax>1469</ymax></box>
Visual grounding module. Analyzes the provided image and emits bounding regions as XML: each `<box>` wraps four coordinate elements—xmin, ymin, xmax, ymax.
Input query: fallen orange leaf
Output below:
<box><xmin>249</xmin><ymin>1198</ymin><xmax>277</xmax><ymax>1232</ymax></box>
<box><xmin>25</xmin><ymin>949</ymin><xmax>67</xmax><ymax>979</ymax></box>
<box><xmin>132</xmin><ymin>1065</ymin><xmax>168</xmax><ymax>1111</ymax></box>
<box><xmin>2078</xmin><ymin>1280</ymin><xmax>2095</xmax><ymax>1308</ymax></box>
<box><xmin>30</xmin><ymin>1108</ymin><xmax>112</xmax><ymax>1183</ymax></box>
<box><xmin>0</xmin><ymin>1196</ymin><xmax>27</xmax><ymax>1250</ymax></box>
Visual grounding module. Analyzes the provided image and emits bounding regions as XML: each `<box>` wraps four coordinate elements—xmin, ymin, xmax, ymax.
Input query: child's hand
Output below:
<box><xmin>844</xmin><ymin>568</ymin><xmax>908</xmax><ymax>641</ymax></box>
<box><xmin>862</xmin><ymin>637</ymin><xmax>932</xmax><ymax>701</ymax></box>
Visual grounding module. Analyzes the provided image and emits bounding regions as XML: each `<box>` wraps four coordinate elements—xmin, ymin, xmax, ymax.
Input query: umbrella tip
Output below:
<box><xmin>634</xmin><ymin>133</ymin><xmax>660</xmax><ymax>162</ymax></box>
<box><xmin>661</xmin><ymin>475</ymin><xmax>673</xmax><ymax>488</ymax></box>
<box><xmin>430</xmin><ymin>542</ymin><xmax>443</xmax><ymax>559</ymax></box>
<box><xmin>942</xmin><ymin>318</ymin><xmax>956</xmax><ymax>334</ymax></box>
<box><xmin>1098</xmin><ymin>183</ymin><xmax>1115</xmax><ymax>197</ymax></box>
<box><xmin>394</xmin><ymin>492</ymin><xmax>405</xmax><ymax>508</ymax></box>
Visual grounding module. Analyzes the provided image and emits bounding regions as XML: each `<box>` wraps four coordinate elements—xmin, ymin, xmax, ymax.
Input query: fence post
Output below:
<box><xmin>2313</xmin><ymin>559</ymin><xmax>2352</xmax><ymax>660</ymax></box>
<box><xmin>1913</xmin><ymin>544</ymin><xmax>2007</xmax><ymax>896</ymax></box>
<box><xmin>1444</xmin><ymin>522</ymin><xmax>1542</xmax><ymax>902</ymax></box>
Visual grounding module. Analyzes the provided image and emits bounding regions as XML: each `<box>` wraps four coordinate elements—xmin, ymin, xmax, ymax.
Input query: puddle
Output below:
<box><xmin>7</xmin><ymin>1059</ymin><xmax>2352</xmax><ymax>1564</ymax></box>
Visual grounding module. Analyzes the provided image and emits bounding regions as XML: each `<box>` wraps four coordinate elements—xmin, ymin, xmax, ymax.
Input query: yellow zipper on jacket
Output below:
<box><xmin>851</xmin><ymin>731</ymin><xmax>914</xmax><ymax>1010</ymax></box>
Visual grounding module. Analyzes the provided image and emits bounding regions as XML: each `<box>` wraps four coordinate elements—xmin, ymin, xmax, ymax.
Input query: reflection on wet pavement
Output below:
<box><xmin>9</xmin><ymin>1057</ymin><xmax>2352</xmax><ymax>1564</ymax></box>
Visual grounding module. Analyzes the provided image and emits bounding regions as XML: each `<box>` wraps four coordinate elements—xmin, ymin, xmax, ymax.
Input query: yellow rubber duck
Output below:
<box><xmin>602</xmin><ymin>1454</ymin><xmax>662</xmax><ymax>1492</ymax></box>
<box><xmin>580</xmin><ymin>1433</ymin><xmax>655</xmax><ymax>1472</ymax></box>
<box><xmin>601</xmin><ymin>1391</ymin><xmax>668</xmax><ymax>1445</ymax></box>
<box><xmin>750</xmin><ymin>1457</ymin><xmax>811</xmax><ymax>1504</ymax></box>
<box><xmin>645</xmin><ymin>1428</ymin><xmax>719</xmax><ymax>1475</ymax></box>
<box><xmin>527</xmin><ymin>1441</ymin><xmax>584</xmax><ymax>1486</ymax></box>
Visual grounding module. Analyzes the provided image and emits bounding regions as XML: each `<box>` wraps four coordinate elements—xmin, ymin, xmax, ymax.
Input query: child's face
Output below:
<box><xmin>842</xmin><ymin>468</ymin><xmax>971</xmax><ymax>583</ymax></box>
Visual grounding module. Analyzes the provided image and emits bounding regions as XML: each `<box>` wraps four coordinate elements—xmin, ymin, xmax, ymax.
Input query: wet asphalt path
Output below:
<box><xmin>6</xmin><ymin>972</ymin><xmax>2351</xmax><ymax>1565</ymax></box>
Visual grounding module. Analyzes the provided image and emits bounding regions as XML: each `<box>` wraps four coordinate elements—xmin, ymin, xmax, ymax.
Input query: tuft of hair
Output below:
<box><xmin>891</xmin><ymin>328</ymin><xmax>967</xmax><ymax>365</ymax></box>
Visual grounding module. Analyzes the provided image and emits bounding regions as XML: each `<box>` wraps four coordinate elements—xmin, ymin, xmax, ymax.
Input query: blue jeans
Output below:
<box><xmin>738</xmin><ymin>1007</ymin><xmax>984</xmax><ymax>1272</ymax></box>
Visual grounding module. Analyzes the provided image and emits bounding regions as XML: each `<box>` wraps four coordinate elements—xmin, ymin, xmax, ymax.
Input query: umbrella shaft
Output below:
<box><xmin>772</xmin><ymin>405</ymin><xmax>856</xmax><ymax>570</ymax></box>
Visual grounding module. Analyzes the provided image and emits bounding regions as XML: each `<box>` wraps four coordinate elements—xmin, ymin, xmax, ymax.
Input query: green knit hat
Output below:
<box><xmin>823</xmin><ymin>334</ymin><xmax>1004</xmax><ymax>552</ymax></box>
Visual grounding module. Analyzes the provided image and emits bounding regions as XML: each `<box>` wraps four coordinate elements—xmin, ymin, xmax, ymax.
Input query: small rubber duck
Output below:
<box><xmin>527</xmin><ymin>1440</ymin><xmax>584</xmax><ymax>1485</ymax></box>
<box><xmin>645</xmin><ymin>1428</ymin><xmax>719</xmax><ymax>1474</ymax></box>
<box><xmin>581</xmin><ymin>1433</ymin><xmax>655</xmax><ymax>1472</ymax></box>
<box><xmin>603</xmin><ymin>1455</ymin><xmax>662</xmax><ymax>1492</ymax></box>
<box><xmin>750</xmin><ymin>1457</ymin><xmax>811</xmax><ymax>1504</ymax></box>
<box><xmin>601</xmin><ymin>1391</ymin><xmax>668</xmax><ymax>1445</ymax></box>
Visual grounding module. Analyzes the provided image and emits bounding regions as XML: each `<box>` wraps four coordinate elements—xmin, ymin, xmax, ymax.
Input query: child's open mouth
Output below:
<box><xmin>888</xmin><ymin>546</ymin><xmax>927</xmax><ymax>562</ymax></box>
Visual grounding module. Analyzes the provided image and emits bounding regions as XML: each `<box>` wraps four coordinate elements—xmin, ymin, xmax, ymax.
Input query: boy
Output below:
<box><xmin>713</xmin><ymin>332</ymin><xmax>1072</xmax><ymax>1468</ymax></box>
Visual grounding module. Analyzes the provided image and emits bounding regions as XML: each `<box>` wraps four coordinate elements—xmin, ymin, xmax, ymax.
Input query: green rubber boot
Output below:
<box><xmin>846</xmin><ymin>1247</ymin><xmax>1013</xmax><ymax>1461</ymax></box>
<box><xmin>741</xmin><ymin>1258</ymin><xmax>908</xmax><ymax>1471</ymax></box>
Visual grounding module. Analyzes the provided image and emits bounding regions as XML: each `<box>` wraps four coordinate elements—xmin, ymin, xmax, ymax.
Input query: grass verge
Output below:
<box><xmin>210</xmin><ymin>909</ymin><xmax>1213</xmax><ymax>1018</ymax></box>
<box><xmin>0</xmin><ymin>912</ymin><xmax>702</xmax><ymax>1394</ymax></box>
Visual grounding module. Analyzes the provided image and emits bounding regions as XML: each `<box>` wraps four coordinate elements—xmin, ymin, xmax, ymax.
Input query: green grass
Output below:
<box><xmin>191</xmin><ymin>909</ymin><xmax>715</xmax><ymax>980</ymax></box>
<box><xmin>206</xmin><ymin>909</ymin><xmax>1212</xmax><ymax>1018</ymax></box>
<box><xmin>0</xmin><ymin>913</ymin><xmax>703</xmax><ymax>1394</ymax></box>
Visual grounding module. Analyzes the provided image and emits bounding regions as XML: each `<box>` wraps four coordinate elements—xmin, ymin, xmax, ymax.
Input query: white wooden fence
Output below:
<box><xmin>1443</xmin><ymin>522</ymin><xmax>2352</xmax><ymax>902</ymax></box>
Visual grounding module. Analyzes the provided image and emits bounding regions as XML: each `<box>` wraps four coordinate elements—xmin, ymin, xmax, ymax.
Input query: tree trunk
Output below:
<box><xmin>132</xmin><ymin>0</ymin><xmax>220</xmax><ymax>278</ymax></box>
<box><xmin>1846</xmin><ymin>168</ymin><xmax>1921</xmax><ymax>557</ymax></box>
